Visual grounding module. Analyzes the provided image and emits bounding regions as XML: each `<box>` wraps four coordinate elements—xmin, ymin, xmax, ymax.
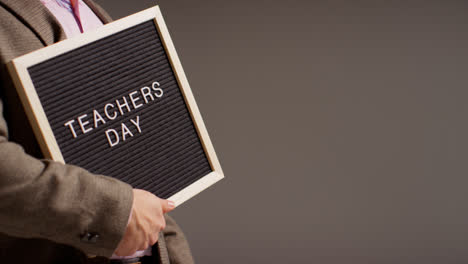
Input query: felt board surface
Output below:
<box><xmin>27</xmin><ymin>20</ymin><xmax>213</xmax><ymax>199</ymax></box>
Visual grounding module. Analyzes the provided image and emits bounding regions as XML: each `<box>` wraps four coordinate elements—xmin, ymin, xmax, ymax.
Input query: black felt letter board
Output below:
<box><xmin>27</xmin><ymin>20</ymin><xmax>213</xmax><ymax>199</ymax></box>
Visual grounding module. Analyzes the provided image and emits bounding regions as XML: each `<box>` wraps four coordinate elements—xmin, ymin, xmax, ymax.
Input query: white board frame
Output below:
<box><xmin>7</xmin><ymin>5</ymin><xmax>224</xmax><ymax>207</ymax></box>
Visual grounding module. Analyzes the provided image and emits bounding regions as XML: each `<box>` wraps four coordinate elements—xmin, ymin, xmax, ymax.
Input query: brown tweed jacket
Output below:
<box><xmin>0</xmin><ymin>0</ymin><xmax>194</xmax><ymax>263</ymax></box>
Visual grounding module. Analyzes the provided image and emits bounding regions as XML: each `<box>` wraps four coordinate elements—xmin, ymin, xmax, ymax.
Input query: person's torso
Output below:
<box><xmin>0</xmin><ymin>1</ymin><xmax>111</xmax><ymax>263</ymax></box>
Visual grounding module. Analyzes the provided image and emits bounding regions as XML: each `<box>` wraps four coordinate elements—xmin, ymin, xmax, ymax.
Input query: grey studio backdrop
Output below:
<box><xmin>94</xmin><ymin>1</ymin><xmax>468</xmax><ymax>263</ymax></box>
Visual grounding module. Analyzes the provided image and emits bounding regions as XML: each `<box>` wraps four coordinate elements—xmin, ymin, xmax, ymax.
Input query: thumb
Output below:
<box><xmin>161</xmin><ymin>199</ymin><xmax>176</xmax><ymax>213</ymax></box>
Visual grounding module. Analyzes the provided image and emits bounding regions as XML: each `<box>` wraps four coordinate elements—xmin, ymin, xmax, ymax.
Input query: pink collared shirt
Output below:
<box><xmin>39</xmin><ymin>0</ymin><xmax>152</xmax><ymax>259</ymax></box>
<box><xmin>40</xmin><ymin>0</ymin><xmax>103</xmax><ymax>38</ymax></box>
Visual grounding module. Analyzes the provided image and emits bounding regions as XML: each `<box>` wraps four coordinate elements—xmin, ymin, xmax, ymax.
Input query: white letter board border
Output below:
<box><xmin>7</xmin><ymin>5</ymin><xmax>224</xmax><ymax>207</ymax></box>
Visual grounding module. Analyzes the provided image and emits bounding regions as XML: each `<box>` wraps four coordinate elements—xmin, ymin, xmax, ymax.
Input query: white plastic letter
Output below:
<box><xmin>129</xmin><ymin>91</ymin><xmax>143</xmax><ymax>109</ymax></box>
<box><xmin>104</xmin><ymin>103</ymin><xmax>117</xmax><ymax>120</ymax></box>
<box><xmin>78</xmin><ymin>114</ymin><xmax>93</xmax><ymax>134</ymax></box>
<box><xmin>93</xmin><ymin>109</ymin><xmax>106</xmax><ymax>128</ymax></box>
<box><xmin>130</xmin><ymin>116</ymin><xmax>141</xmax><ymax>133</ymax></box>
<box><xmin>152</xmin><ymin>82</ymin><xmax>163</xmax><ymax>98</ymax></box>
<box><xmin>116</xmin><ymin>97</ymin><xmax>131</xmax><ymax>115</ymax></box>
<box><xmin>121</xmin><ymin>122</ymin><xmax>133</xmax><ymax>141</ymax></box>
<box><xmin>64</xmin><ymin>120</ymin><xmax>78</xmax><ymax>138</ymax></box>
<box><xmin>140</xmin><ymin>86</ymin><xmax>154</xmax><ymax>104</ymax></box>
<box><xmin>105</xmin><ymin>129</ymin><xmax>119</xmax><ymax>147</ymax></box>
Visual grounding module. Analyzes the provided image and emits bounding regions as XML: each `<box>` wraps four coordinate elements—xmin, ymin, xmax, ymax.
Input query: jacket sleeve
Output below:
<box><xmin>0</xmin><ymin>97</ymin><xmax>134</xmax><ymax>257</ymax></box>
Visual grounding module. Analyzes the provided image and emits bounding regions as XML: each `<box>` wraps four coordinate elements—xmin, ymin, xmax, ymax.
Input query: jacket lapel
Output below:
<box><xmin>0</xmin><ymin>0</ymin><xmax>65</xmax><ymax>45</ymax></box>
<box><xmin>83</xmin><ymin>0</ymin><xmax>113</xmax><ymax>24</ymax></box>
<box><xmin>0</xmin><ymin>0</ymin><xmax>113</xmax><ymax>46</ymax></box>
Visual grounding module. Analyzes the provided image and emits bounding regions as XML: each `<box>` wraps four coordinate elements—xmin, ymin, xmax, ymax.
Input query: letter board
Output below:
<box><xmin>7</xmin><ymin>6</ymin><xmax>224</xmax><ymax>207</ymax></box>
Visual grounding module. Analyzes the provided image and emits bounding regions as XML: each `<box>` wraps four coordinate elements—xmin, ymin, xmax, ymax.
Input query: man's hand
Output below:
<box><xmin>114</xmin><ymin>189</ymin><xmax>175</xmax><ymax>256</ymax></box>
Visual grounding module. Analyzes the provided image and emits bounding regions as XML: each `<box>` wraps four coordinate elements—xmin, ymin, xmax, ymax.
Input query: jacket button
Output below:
<box><xmin>81</xmin><ymin>232</ymin><xmax>100</xmax><ymax>244</ymax></box>
<box><xmin>89</xmin><ymin>233</ymin><xmax>100</xmax><ymax>243</ymax></box>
